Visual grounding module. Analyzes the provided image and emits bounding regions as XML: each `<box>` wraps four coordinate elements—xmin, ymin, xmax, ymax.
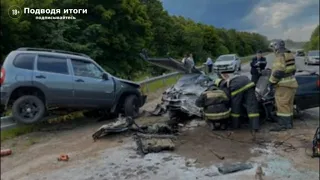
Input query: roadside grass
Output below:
<box><xmin>1</xmin><ymin>53</ymin><xmax>268</xmax><ymax>142</ymax></box>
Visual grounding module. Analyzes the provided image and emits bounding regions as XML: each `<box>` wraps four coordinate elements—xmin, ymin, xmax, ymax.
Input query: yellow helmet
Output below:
<box><xmin>214</xmin><ymin>78</ymin><xmax>223</xmax><ymax>86</ymax></box>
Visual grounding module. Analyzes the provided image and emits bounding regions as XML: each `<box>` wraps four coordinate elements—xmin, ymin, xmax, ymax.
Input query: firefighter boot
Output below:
<box><xmin>285</xmin><ymin>116</ymin><xmax>293</xmax><ymax>129</ymax></box>
<box><xmin>250</xmin><ymin>117</ymin><xmax>260</xmax><ymax>132</ymax></box>
<box><xmin>232</xmin><ymin>117</ymin><xmax>240</xmax><ymax>129</ymax></box>
<box><xmin>269</xmin><ymin>116</ymin><xmax>287</xmax><ymax>132</ymax></box>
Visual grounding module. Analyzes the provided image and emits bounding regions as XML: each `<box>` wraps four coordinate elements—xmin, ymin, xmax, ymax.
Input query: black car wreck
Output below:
<box><xmin>140</xmin><ymin>52</ymin><xmax>320</xmax><ymax>127</ymax></box>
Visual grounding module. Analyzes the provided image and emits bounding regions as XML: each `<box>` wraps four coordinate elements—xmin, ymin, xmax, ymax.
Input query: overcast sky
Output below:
<box><xmin>161</xmin><ymin>0</ymin><xmax>319</xmax><ymax>41</ymax></box>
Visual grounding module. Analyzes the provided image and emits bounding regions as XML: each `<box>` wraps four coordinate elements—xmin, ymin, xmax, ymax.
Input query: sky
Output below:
<box><xmin>161</xmin><ymin>0</ymin><xmax>319</xmax><ymax>41</ymax></box>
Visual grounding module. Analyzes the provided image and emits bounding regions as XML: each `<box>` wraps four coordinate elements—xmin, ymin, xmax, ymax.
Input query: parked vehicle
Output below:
<box><xmin>305</xmin><ymin>50</ymin><xmax>320</xmax><ymax>65</ymax></box>
<box><xmin>141</xmin><ymin>53</ymin><xmax>320</xmax><ymax>123</ymax></box>
<box><xmin>213</xmin><ymin>54</ymin><xmax>241</xmax><ymax>72</ymax></box>
<box><xmin>0</xmin><ymin>48</ymin><xmax>147</xmax><ymax>124</ymax></box>
<box><xmin>294</xmin><ymin>49</ymin><xmax>305</xmax><ymax>58</ymax></box>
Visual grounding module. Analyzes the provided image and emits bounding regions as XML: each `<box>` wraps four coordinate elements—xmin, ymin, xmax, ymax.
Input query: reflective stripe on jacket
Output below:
<box><xmin>269</xmin><ymin>49</ymin><xmax>298</xmax><ymax>88</ymax></box>
<box><xmin>205</xmin><ymin>108</ymin><xmax>231</xmax><ymax>121</ymax></box>
<box><xmin>226</xmin><ymin>75</ymin><xmax>255</xmax><ymax>96</ymax></box>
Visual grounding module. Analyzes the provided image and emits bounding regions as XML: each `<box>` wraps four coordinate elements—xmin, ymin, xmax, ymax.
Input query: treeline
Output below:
<box><xmin>1</xmin><ymin>0</ymin><xmax>269</xmax><ymax>79</ymax></box>
<box><xmin>304</xmin><ymin>25</ymin><xmax>319</xmax><ymax>51</ymax></box>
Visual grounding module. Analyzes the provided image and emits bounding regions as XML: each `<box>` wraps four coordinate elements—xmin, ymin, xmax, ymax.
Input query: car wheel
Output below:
<box><xmin>12</xmin><ymin>95</ymin><xmax>45</xmax><ymax>124</ymax></box>
<box><xmin>124</xmin><ymin>95</ymin><xmax>139</xmax><ymax>118</ymax></box>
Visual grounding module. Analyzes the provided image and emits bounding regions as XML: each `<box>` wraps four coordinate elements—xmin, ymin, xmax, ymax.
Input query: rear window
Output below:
<box><xmin>13</xmin><ymin>54</ymin><xmax>36</xmax><ymax>70</ymax></box>
<box><xmin>37</xmin><ymin>55</ymin><xmax>69</xmax><ymax>74</ymax></box>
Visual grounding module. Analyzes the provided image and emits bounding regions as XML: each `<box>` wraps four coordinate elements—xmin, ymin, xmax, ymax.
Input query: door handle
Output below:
<box><xmin>35</xmin><ymin>75</ymin><xmax>46</xmax><ymax>79</ymax></box>
<box><xmin>75</xmin><ymin>79</ymin><xmax>84</xmax><ymax>82</ymax></box>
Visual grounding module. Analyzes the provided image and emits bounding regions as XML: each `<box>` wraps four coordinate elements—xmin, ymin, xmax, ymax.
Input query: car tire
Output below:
<box><xmin>12</xmin><ymin>95</ymin><xmax>45</xmax><ymax>124</ymax></box>
<box><xmin>124</xmin><ymin>95</ymin><xmax>140</xmax><ymax>118</ymax></box>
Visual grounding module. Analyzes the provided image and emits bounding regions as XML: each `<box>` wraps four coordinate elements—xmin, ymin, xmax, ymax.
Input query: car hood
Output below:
<box><xmin>115</xmin><ymin>77</ymin><xmax>140</xmax><ymax>88</ymax></box>
<box><xmin>140</xmin><ymin>52</ymin><xmax>202</xmax><ymax>74</ymax></box>
<box><xmin>165</xmin><ymin>73</ymin><xmax>215</xmax><ymax>96</ymax></box>
<box><xmin>214</xmin><ymin>61</ymin><xmax>234</xmax><ymax>66</ymax></box>
<box><xmin>308</xmin><ymin>56</ymin><xmax>320</xmax><ymax>59</ymax></box>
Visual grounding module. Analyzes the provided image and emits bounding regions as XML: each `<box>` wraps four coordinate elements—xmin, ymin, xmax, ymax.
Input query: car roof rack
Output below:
<box><xmin>16</xmin><ymin>47</ymin><xmax>90</xmax><ymax>58</ymax></box>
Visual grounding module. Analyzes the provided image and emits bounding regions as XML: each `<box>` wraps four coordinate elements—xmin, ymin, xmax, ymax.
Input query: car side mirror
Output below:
<box><xmin>102</xmin><ymin>73</ymin><xmax>109</xmax><ymax>80</ymax></box>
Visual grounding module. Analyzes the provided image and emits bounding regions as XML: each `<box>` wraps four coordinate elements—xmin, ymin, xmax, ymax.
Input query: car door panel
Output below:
<box><xmin>34</xmin><ymin>55</ymin><xmax>74</xmax><ymax>106</ymax></box>
<box><xmin>70</xmin><ymin>59</ymin><xmax>115</xmax><ymax>107</ymax></box>
<box><xmin>295</xmin><ymin>75</ymin><xmax>320</xmax><ymax>110</ymax></box>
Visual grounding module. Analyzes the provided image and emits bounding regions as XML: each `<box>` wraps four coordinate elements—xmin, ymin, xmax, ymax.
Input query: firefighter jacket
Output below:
<box><xmin>269</xmin><ymin>49</ymin><xmax>298</xmax><ymax>88</ymax></box>
<box><xmin>224</xmin><ymin>75</ymin><xmax>255</xmax><ymax>97</ymax></box>
<box><xmin>250</xmin><ymin>57</ymin><xmax>267</xmax><ymax>76</ymax></box>
<box><xmin>195</xmin><ymin>86</ymin><xmax>231</xmax><ymax>121</ymax></box>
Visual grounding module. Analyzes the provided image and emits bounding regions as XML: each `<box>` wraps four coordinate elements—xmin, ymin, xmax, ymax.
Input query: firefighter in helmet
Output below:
<box><xmin>215</xmin><ymin>74</ymin><xmax>260</xmax><ymax>132</ymax></box>
<box><xmin>268</xmin><ymin>39</ymin><xmax>298</xmax><ymax>131</ymax></box>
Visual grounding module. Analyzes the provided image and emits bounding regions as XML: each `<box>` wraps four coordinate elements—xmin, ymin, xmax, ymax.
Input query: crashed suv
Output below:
<box><xmin>0</xmin><ymin>48</ymin><xmax>147</xmax><ymax>124</ymax></box>
<box><xmin>141</xmin><ymin>53</ymin><xmax>320</xmax><ymax>123</ymax></box>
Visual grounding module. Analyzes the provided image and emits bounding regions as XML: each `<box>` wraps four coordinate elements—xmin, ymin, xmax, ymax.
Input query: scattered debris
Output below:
<box><xmin>204</xmin><ymin>172</ymin><xmax>219</xmax><ymax>177</ymax></box>
<box><xmin>92</xmin><ymin>116</ymin><xmax>135</xmax><ymax>141</ymax></box>
<box><xmin>150</xmin><ymin>104</ymin><xmax>167</xmax><ymax>116</ymax></box>
<box><xmin>217</xmin><ymin>162</ymin><xmax>253</xmax><ymax>174</ymax></box>
<box><xmin>209</xmin><ymin>149</ymin><xmax>225</xmax><ymax>160</ymax></box>
<box><xmin>57</xmin><ymin>154</ymin><xmax>69</xmax><ymax>161</ymax></box>
<box><xmin>134</xmin><ymin>133</ymin><xmax>175</xmax><ymax>155</ymax></box>
<box><xmin>255</xmin><ymin>165</ymin><xmax>265</xmax><ymax>180</ymax></box>
<box><xmin>140</xmin><ymin>123</ymin><xmax>176</xmax><ymax>134</ymax></box>
<box><xmin>1</xmin><ymin>149</ymin><xmax>12</xmax><ymax>157</ymax></box>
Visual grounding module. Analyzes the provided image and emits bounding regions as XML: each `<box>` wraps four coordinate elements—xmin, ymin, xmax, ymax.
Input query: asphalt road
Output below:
<box><xmin>238</xmin><ymin>53</ymin><xmax>319</xmax><ymax>120</ymax></box>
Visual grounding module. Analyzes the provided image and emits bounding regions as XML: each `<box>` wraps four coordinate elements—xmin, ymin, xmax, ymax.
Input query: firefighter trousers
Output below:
<box><xmin>275</xmin><ymin>86</ymin><xmax>296</xmax><ymax>128</ymax></box>
<box><xmin>230</xmin><ymin>87</ymin><xmax>260</xmax><ymax>130</ymax></box>
<box><xmin>251</xmin><ymin>74</ymin><xmax>260</xmax><ymax>85</ymax></box>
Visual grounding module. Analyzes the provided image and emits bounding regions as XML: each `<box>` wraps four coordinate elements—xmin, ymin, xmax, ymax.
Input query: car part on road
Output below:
<box><xmin>209</xmin><ymin>149</ymin><xmax>225</xmax><ymax>160</ymax></box>
<box><xmin>12</xmin><ymin>95</ymin><xmax>46</xmax><ymax>124</ymax></box>
<box><xmin>92</xmin><ymin>115</ymin><xmax>135</xmax><ymax>141</ymax></box>
<box><xmin>312</xmin><ymin>127</ymin><xmax>320</xmax><ymax>158</ymax></box>
<box><xmin>134</xmin><ymin>133</ymin><xmax>175</xmax><ymax>155</ymax></box>
<box><xmin>217</xmin><ymin>162</ymin><xmax>253</xmax><ymax>174</ymax></box>
<box><xmin>1</xmin><ymin>149</ymin><xmax>12</xmax><ymax>157</ymax></box>
<box><xmin>57</xmin><ymin>154</ymin><xmax>69</xmax><ymax>161</ymax></box>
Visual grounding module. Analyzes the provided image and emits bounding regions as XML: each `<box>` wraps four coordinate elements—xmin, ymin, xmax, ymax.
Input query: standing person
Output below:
<box><xmin>268</xmin><ymin>39</ymin><xmax>298</xmax><ymax>131</ymax></box>
<box><xmin>215</xmin><ymin>74</ymin><xmax>260</xmax><ymax>133</ymax></box>
<box><xmin>206</xmin><ymin>56</ymin><xmax>213</xmax><ymax>73</ymax></box>
<box><xmin>250</xmin><ymin>50</ymin><xmax>267</xmax><ymax>84</ymax></box>
<box><xmin>181</xmin><ymin>54</ymin><xmax>188</xmax><ymax>64</ymax></box>
<box><xmin>187</xmin><ymin>53</ymin><xmax>195</xmax><ymax>68</ymax></box>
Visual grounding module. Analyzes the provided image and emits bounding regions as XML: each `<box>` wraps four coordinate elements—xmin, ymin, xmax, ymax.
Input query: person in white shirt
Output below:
<box><xmin>187</xmin><ymin>53</ymin><xmax>195</xmax><ymax>67</ymax></box>
<box><xmin>206</xmin><ymin>57</ymin><xmax>213</xmax><ymax>73</ymax></box>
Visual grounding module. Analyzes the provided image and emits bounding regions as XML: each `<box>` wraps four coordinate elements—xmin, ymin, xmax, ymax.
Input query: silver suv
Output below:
<box><xmin>0</xmin><ymin>48</ymin><xmax>147</xmax><ymax>124</ymax></box>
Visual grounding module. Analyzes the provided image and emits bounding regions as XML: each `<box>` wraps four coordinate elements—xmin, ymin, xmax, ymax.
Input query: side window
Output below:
<box><xmin>13</xmin><ymin>54</ymin><xmax>36</xmax><ymax>70</ymax></box>
<box><xmin>71</xmin><ymin>59</ymin><xmax>103</xmax><ymax>79</ymax></box>
<box><xmin>37</xmin><ymin>56</ymin><xmax>69</xmax><ymax>74</ymax></box>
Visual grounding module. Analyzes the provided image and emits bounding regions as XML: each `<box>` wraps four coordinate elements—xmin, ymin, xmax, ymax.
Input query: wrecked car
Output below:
<box><xmin>140</xmin><ymin>52</ymin><xmax>320</xmax><ymax>123</ymax></box>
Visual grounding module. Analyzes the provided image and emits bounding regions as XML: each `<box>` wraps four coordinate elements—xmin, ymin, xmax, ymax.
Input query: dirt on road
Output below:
<box><xmin>1</xmin><ymin>94</ymin><xmax>319</xmax><ymax>180</ymax></box>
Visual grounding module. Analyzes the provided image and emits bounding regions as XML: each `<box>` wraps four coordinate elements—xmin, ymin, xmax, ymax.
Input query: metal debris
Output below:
<box><xmin>134</xmin><ymin>133</ymin><xmax>176</xmax><ymax>155</ymax></box>
<box><xmin>92</xmin><ymin>115</ymin><xmax>134</xmax><ymax>141</ymax></box>
<box><xmin>217</xmin><ymin>162</ymin><xmax>253</xmax><ymax>174</ymax></box>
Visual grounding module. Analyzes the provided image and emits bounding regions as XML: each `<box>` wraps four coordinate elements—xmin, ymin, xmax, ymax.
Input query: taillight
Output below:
<box><xmin>0</xmin><ymin>68</ymin><xmax>5</xmax><ymax>84</ymax></box>
<box><xmin>317</xmin><ymin>79</ymin><xmax>320</xmax><ymax>87</ymax></box>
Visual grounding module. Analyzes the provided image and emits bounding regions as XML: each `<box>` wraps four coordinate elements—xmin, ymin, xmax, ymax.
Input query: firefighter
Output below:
<box><xmin>215</xmin><ymin>74</ymin><xmax>260</xmax><ymax>132</ymax></box>
<box><xmin>195</xmin><ymin>85</ymin><xmax>231</xmax><ymax>130</ymax></box>
<box><xmin>250</xmin><ymin>50</ymin><xmax>267</xmax><ymax>84</ymax></box>
<box><xmin>268</xmin><ymin>39</ymin><xmax>298</xmax><ymax>131</ymax></box>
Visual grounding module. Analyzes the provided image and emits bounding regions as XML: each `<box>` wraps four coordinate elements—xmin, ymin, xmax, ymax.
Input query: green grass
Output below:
<box><xmin>140</xmin><ymin>74</ymin><xmax>182</xmax><ymax>94</ymax></box>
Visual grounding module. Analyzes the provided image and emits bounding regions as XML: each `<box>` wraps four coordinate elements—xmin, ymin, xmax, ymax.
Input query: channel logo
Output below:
<box><xmin>8</xmin><ymin>6</ymin><xmax>22</xmax><ymax>19</ymax></box>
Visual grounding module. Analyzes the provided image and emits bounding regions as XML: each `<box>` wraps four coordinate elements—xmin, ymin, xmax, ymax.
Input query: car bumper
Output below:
<box><xmin>140</xmin><ymin>95</ymin><xmax>147</xmax><ymax>107</ymax></box>
<box><xmin>213</xmin><ymin>66</ymin><xmax>234</xmax><ymax>71</ymax></box>
<box><xmin>307</xmin><ymin>59</ymin><xmax>320</xmax><ymax>64</ymax></box>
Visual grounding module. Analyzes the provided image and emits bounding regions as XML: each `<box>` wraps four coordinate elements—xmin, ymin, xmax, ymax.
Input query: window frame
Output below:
<box><xmin>36</xmin><ymin>55</ymin><xmax>70</xmax><ymax>75</ymax></box>
<box><xmin>13</xmin><ymin>53</ymin><xmax>36</xmax><ymax>70</ymax></box>
<box><xmin>70</xmin><ymin>58</ymin><xmax>104</xmax><ymax>79</ymax></box>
